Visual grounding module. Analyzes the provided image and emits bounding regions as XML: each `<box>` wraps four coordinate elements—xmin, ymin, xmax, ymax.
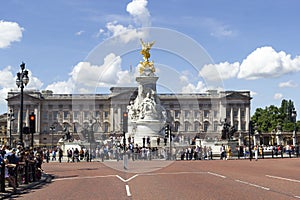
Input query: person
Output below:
<box><xmin>79</xmin><ymin>148</ymin><xmax>84</xmax><ymax>160</ymax></box>
<box><xmin>58</xmin><ymin>148</ymin><xmax>63</xmax><ymax>163</ymax></box>
<box><xmin>74</xmin><ymin>148</ymin><xmax>79</xmax><ymax>162</ymax></box>
<box><xmin>52</xmin><ymin>149</ymin><xmax>56</xmax><ymax>161</ymax></box>
<box><xmin>85</xmin><ymin>150</ymin><xmax>90</xmax><ymax>162</ymax></box>
<box><xmin>220</xmin><ymin>144</ymin><xmax>225</xmax><ymax>160</ymax></box>
<box><xmin>227</xmin><ymin>146</ymin><xmax>232</xmax><ymax>160</ymax></box>
<box><xmin>67</xmin><ymin>149</ymin><xmax>73</xmax><ymax>162</ymax></box>
<box><xmin>0</xmin><ymin>145</ymin><xmax>6</xmax><ymax>158</ymax></box>
<box><xmin>3</xmin><ymin>158</ymin><xmax>17</xmax><ymax>192</ymax></box>
<box><xmin>45</xmin><ymin>149</ymin><xmax>50</xmax><ymax>163</ymax></box>
<box><xmin>296</xmin><ymin>143</ymin><xmax>299</xmax><ymax>158</ymax></box>
<box><xmin>35</xmin><ymin>152</ymin><xmax>43</xmax><ymax>180</ymax></box>
<box><xmin>6</xmin><ymin>148</ymin><xmax>19</xmax><ymax>179</ymax></box>
<box><xmin>254</xmin><ymin>145</ymin><xmax>258</xmax><ymax>161</ymax></box>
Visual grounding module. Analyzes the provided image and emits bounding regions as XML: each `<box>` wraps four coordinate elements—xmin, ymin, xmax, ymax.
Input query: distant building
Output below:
<box><xmin>6</xmin><ymin>88</ymin><xmax>252</xmax><ymax>147</ymax></box>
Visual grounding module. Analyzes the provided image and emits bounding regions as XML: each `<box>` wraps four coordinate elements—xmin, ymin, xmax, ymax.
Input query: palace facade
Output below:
<box><xmin>5</xmin><ymin>88</ymin><xmax>252</xmax><ymax>147</ymax></box>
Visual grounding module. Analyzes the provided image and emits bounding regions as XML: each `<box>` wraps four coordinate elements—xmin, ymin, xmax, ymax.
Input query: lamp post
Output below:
<box><xmin>50</xmin><ymin>125</ymin><xmax>56</xmax><ymax>150</ymax></box>
<box><xmin>248</xmin><ymin>121</ymin><xmax>254</xmax><ymax>161</ymax></box>
<box><xmin>292</xmin><ymin>110</ymin><xmax>297</xmax><ymax>147</ymax></box>
<box><xmin>8</xmin><ymin>109</ymin><xmax>15</xmax><ymax>147</ymax></box>
<box><xmin>16</xmin><ymin>62</ymin><xmax>29</xmax><ymax>147</ymax></box>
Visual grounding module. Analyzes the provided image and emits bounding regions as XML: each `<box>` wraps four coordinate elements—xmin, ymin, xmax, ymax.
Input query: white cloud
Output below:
<box><xmin>97</xmin><ymin>0</ymin><xmax>151</xmax><ymax>43</ymax></box>
<box><xmin>201</xmin><ymin>18</ymin><xmax>236</xmax><ymax>38</ymax></box>
<box><xmin>105</xmin><ymin>21</ymin><xmax>145</xmax><ymax>43</ymax></box>
<box><xmin>0</xmin><ymin>66</ymin><xmax>15</xmax><ymax>88</ymax></box>
<box><xmin>274</xmin><ymin>93</ymin><xmax>283</xmax><ymax>100</ymax></box>
<box><xmin>200</xmin><ymin>61</ymin><xmax>239</xmax><ymax>81</ymax></box>
<box><xmin>70</xmin><ymin>53</ymin><xmax>121</xmax><ymax>87</ymax></box>
<box><xmin>250</xmin><ymin>91</ymin><xmax>257</xmax><ymax>97</ymax></box>
<box><xmin>126</xmin><ymin>0</ymin><xmax>151</xmax><ymax>27</ymax></box>
<box><xmin>278</xmin><ymin>80</ymin><xmax>297</xmax><ymax>88</ymax></box>
<box><xmin>96</xmin><ymin>29</ymin><xmax>105</xmax><ymax>37</ymax></box>
<box><xmin>238</xmin><ymin>46</ymin><xmax>300</xmax><ymax>80</ymax></box>
<box><xmin>116</xmin><ymin>70</ymin><xmax>133</xmax><ymax>85</ymax></box>
<box><xmin>181</xmin><ymin>81</ymin><xmax>207</xmax><ymax>93</ymax></box>
<box><xmin>0</xmin><ymin>66</ymin><xmax>43</xmax><ymax>90</ymax></box>
<box><xmin>204</xmin><ymin>47</ymin><xmax>300</xmax><ymax>81</ymax></box>
<box><xmin>0</xmin><ymin>66</ymin><xmax>43</xmax><ymax>113</ymax></box>
<box><xmin>0</xmin><ymin>20</ymin><xmax>24</xmax><ymax>48</ymax></box>
<box><xmin>45</xmin><ymin>79</ymin><xmax>74</xmax><ymax>94</ymax></box>
<box><xmin>67</xmin><ymin>53</ymin><xmax>136</xmax><ymax>93</ymax></box>
<box><xmin>75</xmin><ymin>30</ymin><xmax>84</xmax><ymax>36</ymax></box>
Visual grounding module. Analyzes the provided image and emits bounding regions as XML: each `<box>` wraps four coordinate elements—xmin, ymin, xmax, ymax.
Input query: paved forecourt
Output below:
<box><xmin>10</xmin><ymin>158</ymin><xmax>300</xmax><ymax>200</ymax></box>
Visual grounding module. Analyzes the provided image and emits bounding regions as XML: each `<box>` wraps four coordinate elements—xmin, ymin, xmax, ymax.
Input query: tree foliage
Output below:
<box><xmin>251</xmin><ymin>99</ymin><xmax>298</xmax><ymax>132</ymax></box>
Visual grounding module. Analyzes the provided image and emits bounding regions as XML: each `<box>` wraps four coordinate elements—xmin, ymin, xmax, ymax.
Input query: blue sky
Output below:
<box><xmin>1</xmin><ymin>0</ymin><xmax>300</xmax><ymax>118</ymax></box>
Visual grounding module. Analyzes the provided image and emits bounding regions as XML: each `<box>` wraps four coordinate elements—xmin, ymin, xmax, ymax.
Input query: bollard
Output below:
<box><xmin>1</xmin><ymin>162</ymin><xmax>5</xmax><ymax>192</ymax></box>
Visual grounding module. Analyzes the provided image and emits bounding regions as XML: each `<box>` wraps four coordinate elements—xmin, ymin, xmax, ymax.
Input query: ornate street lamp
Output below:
<box><xmin>50</xmin><ymin>125</ymin><xmax>56</xmax><ymax>149</ymax></box>
<box><xmin>16</xmin><ymin>62</ymin><xmax>29</xmax><ymax>147</ymax></box>
<box><xmin>7</xmin><ymin>109</ymin><xmax>15</xmax><ymax>147</ymax></box>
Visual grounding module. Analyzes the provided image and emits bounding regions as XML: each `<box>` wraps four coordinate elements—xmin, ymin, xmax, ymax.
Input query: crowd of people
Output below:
<box><xmin>0</xmin><ymin>145</ymin><xmax>44</xmax><ymax>192</ymax></box>
<box><xmin>219</xmin><ymin>144</ymin><xmax>300</xmax><ymax>160</ymax></box>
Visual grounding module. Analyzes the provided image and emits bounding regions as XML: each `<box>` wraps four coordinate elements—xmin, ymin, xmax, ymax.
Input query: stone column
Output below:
<box><xmin>238</xmin><ymin>107</ymin><xmax>241</xmax><ymax>131</ymax></box>
<box><xmin>245</xmin><ymin>106</ymin><xmax>250</xmax><ymax>131</ymax></box>
<box><xmin>230</xmin><ymin>107</ymin><xmax>233</xmax><ymax>126</ymax></box>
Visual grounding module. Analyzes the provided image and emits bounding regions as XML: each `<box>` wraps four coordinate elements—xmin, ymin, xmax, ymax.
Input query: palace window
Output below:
<box><xmin>213</xmin><ymin>121</ymin><xmax>218</xmax><ymax>131</ymax></box>
<box><xmin>204</xmin><ymin>121</ymin><xmax>209</xmax><ymax>132</ymax></box>
<box><xmin>194</xmin><ymin>121</ymin><xmax>200</xmax><ymax>131</ymax></box>
<box><xmin>184</xmin><ymin>110</ymin><xmax>190</xmax><ymax>118</ymax></box>
<box><xmin>104</xmin><ymin>111</ymin><xmax>109</xmax><ymax>119</ymax></box>
<box><xmin>174</xmin><ymin>122</ymin><xmax>180</xmax><ymax>132</ymax></box>
<box><xmin>194</xmin><ymin>111</ymin><xmax>200</xmax><ymax>119</ymax></box>
<box><xmin>53</xmin><ymin>111</ymin><xmax>58</xmax><ymax>121</ymax></box>
<box><xmin>204</xmin><ymin>110</ymin><xmax>209</xmax><ymax>118</ymax></box>
<box><xmin>84</xmin><ymin>111</ymin><xmax>89</xmax><ymax>120</ymax></box>
<box><xmin>104</xmin><ymin>122</ymin><xmax>109</xmax><ymax>133</ymax></box>
<box><xmin>64</xmin><ymin>111</ymin><xmax>69</xmax><ymax>119</ymax></box>
<box><xmin>174</xmin><ymin>110</ymin><xmax>180</xmax><ymax>119</ymax></box>
<box><xmin>73</xmin><ymin>111</ymin><xmax>79</xmax><ymax>120</ymax></box>
<box><xmin>184</xmin><ymin>121</ymin><xmax>189</xmax><ymax>131</ymax></box>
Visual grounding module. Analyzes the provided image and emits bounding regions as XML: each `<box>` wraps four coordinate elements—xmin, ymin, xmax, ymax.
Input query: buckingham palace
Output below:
<box><xmin>5</xmin><ymin>88</ymin><xmax>251</xmax><ymax>147</ymax></box>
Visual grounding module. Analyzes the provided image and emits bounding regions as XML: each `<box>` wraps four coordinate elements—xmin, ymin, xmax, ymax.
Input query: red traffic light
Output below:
<box><xmin>30</xmin><ymin>115</ymin><xmax>35</xmax><ymax>121</ymax></box>
<box><xmin>29</xmin><ymin>113</ymin><xmax>36</xmax><ymax>133</ymax></box>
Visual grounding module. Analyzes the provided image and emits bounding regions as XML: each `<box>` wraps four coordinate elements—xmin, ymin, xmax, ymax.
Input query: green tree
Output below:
<box><xmin>251</xmin><ymin>99</ymin><xmax>297</xmax><ymax>132</ymax></box>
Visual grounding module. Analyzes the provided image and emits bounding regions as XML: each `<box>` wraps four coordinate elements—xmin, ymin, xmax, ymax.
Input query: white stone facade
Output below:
<box><xmin>6</xmin><ymin>88</ymin><xmax>251</xmax><ymax>147</ymax></box>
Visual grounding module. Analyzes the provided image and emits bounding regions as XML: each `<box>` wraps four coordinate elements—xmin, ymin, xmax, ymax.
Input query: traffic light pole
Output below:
<box><xmin>29</xmin><ymin>112</ymin><xmax>36</xmax><ymax>148</ymax></box>
<box><xmin>249</xmin><ymin>121</ymin><xmax>253</xmax><ymax>161</ymax></box>
<box><xmin>169</xmin><ymin>128</ymin><xmax>171</xmax><ymax>160</ymax></box>
<box><xmin>123</xmin><ymin>112</ymin><xmax>128</xmax><ymax>170</ymax></box>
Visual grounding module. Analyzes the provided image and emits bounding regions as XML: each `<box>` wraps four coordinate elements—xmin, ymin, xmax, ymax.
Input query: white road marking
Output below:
<box><xmin>125</xmin><ymin>184</ymin><xmax>132</xmax><ymax>197</ymax></box>
<box><xmin>295</xmin><ymin>196</ymin><xmax>300</xmax><ymax>199</ymax></box>
<box><xmin>116</xmin><ymin>174</ymin><xmax>139</xmax><ymax>182</ymax></box>
<box><xmin>142</xmin><ymin>171</ymin><xmax>207</xmax><ymax>176</ymax></box>
<box><xmin>207</xmin><ymin>172</ymin><xmax>226</xmax><ymax>179</ymax></box>
<box><xmin>266</xmin><ymin>175</ymin><xmax>300</xmax><ymax>183</ymax></box>
<box><xmin>53</xmin><ymin>174</ymin><xmax>116</xmax><ymax>181</ymax></box>
<box><xmin>235</xmin><ymin>179</ymin><xmax>270</xmax><ymax>190</ymax></box>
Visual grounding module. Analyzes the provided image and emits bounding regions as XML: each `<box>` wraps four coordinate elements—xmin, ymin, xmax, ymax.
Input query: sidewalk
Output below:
<box><xmin>0</xmin><ymin>172</ymin><xmax>53</xmax><ymax>199</ymax></box>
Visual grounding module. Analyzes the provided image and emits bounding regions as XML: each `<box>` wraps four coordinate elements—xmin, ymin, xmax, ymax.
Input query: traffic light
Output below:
<box><xmin>29</xmin><ymin>112</ymin><xmax>36</xmax><ymax>134</ymax></box>
<box><xmin>165</xmin><ymin>124</ymin><xmax>169</xmax><ymax>138</ymax></box>
<box><xmin>123</xmin><ymin>112</ymin><xmax>128</xmax><ymax>133</ymax></box>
